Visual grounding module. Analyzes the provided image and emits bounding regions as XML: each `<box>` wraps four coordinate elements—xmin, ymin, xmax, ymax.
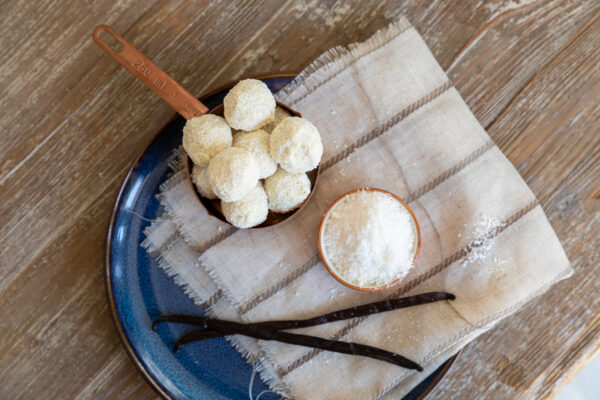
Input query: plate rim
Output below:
<box><xmin>104</xmin><ymin>71</ymin><xmax>461</xmax><ymax>400</ymax></box>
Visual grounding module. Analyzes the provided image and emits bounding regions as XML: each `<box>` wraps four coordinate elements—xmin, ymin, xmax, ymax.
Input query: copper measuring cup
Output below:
<box><xmin>317</xmin><ymin>188</ymin><xmax>421</xmax><ymax>292</ymax></box>
<box><xmin>92</xmin><ymin>25</ymin><xmax>319</xmax><ymax>229</ymax></box>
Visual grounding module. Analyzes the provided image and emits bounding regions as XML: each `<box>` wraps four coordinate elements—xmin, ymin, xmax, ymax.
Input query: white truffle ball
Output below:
<box><xmin>224</xmin><ymin>79</ymin><xmax>276</xmax><ymax>131</ymax></box>
<box><xmin>264</xmin><ymin>168</ymin><xmax>311</xmax><ymax>213</ymax></box>
<box><xmin>183</xmin><ymin>114</ymin><xmax>232</xmax><ymax>168</ymax></box>
<box><xmin>233</xmin><ymin>129</ymin><xmax>277</xmax><ymax>179</ymax></box>
<box><xmin>262</xmin><ymin>106</ymin><xmax>292</xmax><ymax>133</ymax></box>
<box><xmin>191</xmin><ymin>164</ymin><xmax>217</xmax><ymax>199</ymax></box>
<box><xmin>270</xmin><ymin>117</ymin><xmax>323</xmax><ymax>173</ymax></box>
<box><xmin>207</xmin><ymin>147</ymin><xmax>260</xmax><ymax>202</ymax></box>
<box><xmin>222</xmin><ymin>183</ymin><xmax>269</xmax><ymax>228</ymax></box>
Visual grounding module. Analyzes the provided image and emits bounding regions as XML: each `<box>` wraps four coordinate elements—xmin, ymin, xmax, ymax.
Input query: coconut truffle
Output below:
<box><xmin>233</xmin><ymin>129</ymin><xmax>277</xmax><ymax>179</ymax></box>
<box><xmin>264</xmin><ymin>168</ymin><xmax>311</xmax><ymax>213</ymax></box>
<box><xmin>221</xmin><ymin>183</ymin><xmax>269</xmax><ymax>228</ymax></box>
<box><xmin>191</xmin><ymin>164</ymin><xmax>217</xmax><ymax>199</ymax></box>
<box><xmin>207</xmin><ymin>147</ymin><xmax>260</xmax><ymax>202</ymax></box>
<box><xmin>270</xmin><ymin>117</ymin><xmax>323</xmax><ymax>173</ymax></box>
<box><xmin>224</xmin><ymin>79</ymin><xmax>276</xmax><ymax>131</ymax></box>
<box><xmin>183</xmin><ymin>114</ymin><xmax>232</xmax><ymax>168</ymax></box>
<box><xmin>262</xmin><ymin>106</ymin><xmax>292</xmax><ymax>133</ymax></box>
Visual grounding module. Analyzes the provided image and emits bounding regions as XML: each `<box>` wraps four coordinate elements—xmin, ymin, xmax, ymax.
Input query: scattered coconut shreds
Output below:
<box><xmin>461</xmin><ymin>215</ymin><xmax>507</xmax><ymax>268</ymax></box>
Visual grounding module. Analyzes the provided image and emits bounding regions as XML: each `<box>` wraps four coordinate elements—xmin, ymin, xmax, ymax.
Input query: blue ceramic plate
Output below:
<box><xmin>105</xmin><ymin>73</ymin><xmax>459</xmax><ymax>399</ymax></box>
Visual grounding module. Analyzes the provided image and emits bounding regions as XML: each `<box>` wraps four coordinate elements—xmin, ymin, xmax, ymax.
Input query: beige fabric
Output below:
<box><xmin>143</xmin><ymin>16</ymin><xmax>571</xmax><ymax>399</ymax></box>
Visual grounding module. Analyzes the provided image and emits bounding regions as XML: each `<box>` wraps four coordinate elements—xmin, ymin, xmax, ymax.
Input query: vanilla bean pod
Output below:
<box><xmin>174</xmin><ymin>319</ymin><xmax>423</xmax><ymax>371</ymax></box>
<box><xmin>153</xmin><ymin>292</ymin><xmax>454</xmax><ymax>371</ymax></box>
<box><xmin>153</xmin><ymin>292</ymin><xmax>454</xmax><ymax>336</ymax></box>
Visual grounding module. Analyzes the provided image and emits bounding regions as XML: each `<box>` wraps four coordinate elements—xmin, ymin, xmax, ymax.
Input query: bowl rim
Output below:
<box><xmin>318</xmin><ymin>188</ymin><xmax>422</xmax><ymax>292</ymax></box>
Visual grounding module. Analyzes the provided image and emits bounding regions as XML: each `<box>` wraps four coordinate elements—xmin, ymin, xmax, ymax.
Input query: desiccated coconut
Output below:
<box><xmin>321</xmin><ymin>190</ymin><xmax>417</xmax><ymax>288</ymax></box>
<box><xmin>183</xmin><ymin>114</ymin><xmax>232</xmax><ymax>167</ymax></box>
<box><xmin>264</xmin><ymin>168</ymin><xmax>311</xmax><ymax>213</ymax></box>
<box><xmin>224</xmin><ymin>79</ymin><xmax>276</xmax><ymax>131</ymax></box>
<box><xmin>233</xmin><ymin>129</ymin><xmax>277</xmax><ymax>179</ymax></box>
<box><xmin>270</xmin><ymin>117</ymin><xmax>323</xmax><ymax>173</ymax></box>
<box><xmin>207</xmin><ymin>147</ymin><xmax>260</xmax><ymax>202</ymax></box>
<box><xmin>191</xmin><ymin>164</ymin><xmax>217</xmax><ymax>199</ymax></box>
<box><xmin>221</xmin><ymin>183</ymin><xmax>269</xmax><ymax>228</ymax></box>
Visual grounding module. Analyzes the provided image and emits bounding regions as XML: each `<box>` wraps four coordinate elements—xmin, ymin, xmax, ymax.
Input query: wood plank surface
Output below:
<box><xmin>0</xmin><ymin>1</ymin><xmax>598</xmax><ymax>399</ymax></box>
<box><xmin>436</xmin><ymin>9</ymin><xmax>600</xmax><ymax>399</ymax></box>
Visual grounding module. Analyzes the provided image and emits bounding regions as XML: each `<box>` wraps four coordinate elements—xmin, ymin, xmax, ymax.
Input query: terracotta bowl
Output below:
<box><xmin>318</xmin><ymin>188</ymin><xmax>421</xmax><ymax>292</ymax></box>
<box><xmin>186</xmin><ymin>101</ymin><xmax>320</xmax><ymax>229</ymax></box>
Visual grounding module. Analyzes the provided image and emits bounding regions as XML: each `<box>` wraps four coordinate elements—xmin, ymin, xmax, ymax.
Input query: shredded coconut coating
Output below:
<box><xmin>224</xmin><ymin>79</ymin><xmax>276</xmax><ymax>131</ymax></box>
<box><xmin>270</xmin><ymin>117</ymin><xmax>323</xmax><ymax>173</ymax></box>
<box><xmin>262</xmin><ymin>106</ymin><xmax>292</xmax><ymax>133</ymax></box>
<box><xmin>264</xmin><ymin>168</ymin><xmax>311</xmax><ymax>213</ymax></box>
<box><xmin>221</xmin><ymin>183</ymin><xmax>268</xmax><ymax>228</ymax></box>
<box><xmin>321</xmin><ymin>191</ymin><xmax>417</xmax><ymax>288</ymax></box>
<box><xmin>232</xmin><ymin>129</ymin><xmax>277</xmax><ymax>179</ymax></box>
<box><xmin>182</xmin><ymin>114</ymin><xmax>232</xmax><ymax>168</ymax></box>
<box><xmin>207</xmin><ymin>147</ymin><xmax>260</xmax><ymax>202</ymax></box>
<box><xmin>191</xmin><ymin>164</ymin><xmax>217</xmax><ymax>199</ymax></box>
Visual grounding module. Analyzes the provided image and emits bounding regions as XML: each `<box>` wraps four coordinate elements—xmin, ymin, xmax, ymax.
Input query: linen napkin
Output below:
<box><xmin>143</xmin><ymin>16</ymin><xmax>572</xmax><ymax>399</ymax></box>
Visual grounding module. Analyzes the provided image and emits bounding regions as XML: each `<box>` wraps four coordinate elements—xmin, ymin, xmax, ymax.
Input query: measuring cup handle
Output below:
<box><xmin>92</xmin><ymin>25</ymin><xmax>209</xmax><ymax>120</ymax></box>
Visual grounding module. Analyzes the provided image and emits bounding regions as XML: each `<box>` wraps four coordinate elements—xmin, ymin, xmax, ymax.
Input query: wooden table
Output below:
<box><xmin>1</xmin><ymin>1</ymin><xmax>598</xmax><ymax>398</ymax></box>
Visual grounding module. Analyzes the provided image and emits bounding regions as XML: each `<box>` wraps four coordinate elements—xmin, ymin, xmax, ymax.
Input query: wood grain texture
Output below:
<box><xmin>435</xmin><ymin>9</ymin><xmax>600</xmax><ymax>399</ymax></box>
<box><xmin>0</xmin><ymin>0</ymin><xmax>598</xmax><ymax>399</ymax></box>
